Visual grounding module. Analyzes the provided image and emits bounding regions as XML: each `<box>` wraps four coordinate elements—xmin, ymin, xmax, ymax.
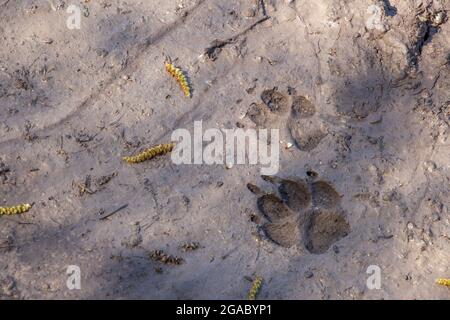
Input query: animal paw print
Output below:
<box><xmin>247</xmin><ymin>88</ymin><xmax>327</xmax><ymax>151</ymax></box>
<box><xmin>247</xmin><ymin>175</ymin><xmax>350</xmax><ymax>254</ymax></box>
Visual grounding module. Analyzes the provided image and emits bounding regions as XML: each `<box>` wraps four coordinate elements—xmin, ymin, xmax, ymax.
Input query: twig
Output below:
<box><xmin>429</xmin><ymin>69</ymin><xmax>442</xmax><ymax>90</ymax></box>
<box><xmin>2</xmin><ymin>217</ymin><xmax>38</xmax><ymax>225</ymax></box>
<box><xmin>232</xmin><ymin>16</ymin><xmax>269</xmax><ymax>40</ymax></box>
<box><xmin>75</xmin><ymin>182</ymin><xmax>95</xmax><ymax>195</ymax></box>
<box><xmin>99</xmin><ymin>204</ymin><xmax>128</xmax><ymax>220</ymax></box>
<box><xmin>203</xmin><ymin>16</ymin><xmax>269</xmax><ymax>60</ymax></box>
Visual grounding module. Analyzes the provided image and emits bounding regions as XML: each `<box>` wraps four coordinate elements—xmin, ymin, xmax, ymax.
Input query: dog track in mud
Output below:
<box><xmin>247</xmin><ymin>175</ymin><xmax>350</xmax><ymax>254</ymax></box>
<box><xmin>248</xmin><ymin>87</ymin><xmax>328</xmax><ymax>152</ymax></box>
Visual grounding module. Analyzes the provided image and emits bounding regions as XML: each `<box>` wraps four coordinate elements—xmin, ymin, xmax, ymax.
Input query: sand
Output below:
<box><xmin>0</xmin><ymin>0</ymin><xmax>449</xmax><ymax>299</ymax></box>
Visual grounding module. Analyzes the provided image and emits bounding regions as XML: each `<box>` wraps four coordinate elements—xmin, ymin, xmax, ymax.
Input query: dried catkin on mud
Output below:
<box><xmin>0</xmin><ymin>204</ymin><xmax>32</xmax><ymax>215</ymax></box>
<box><xmin>165</xmin><ymin>62</ymin><xmax>191</xmax><ymax>98</ymax></box>
<box><xmin>123</xmin><ymin>143</ymin><xmax>175</xmax><ymax>164</ymax></box>
<box><xmin>247</xmin><ymin>276</ymin><xmax>263</xmax><ymax>300</ymax></box>
<box><xmin>436</xmin><ymin>278</ymin><xmax>450</xmax><ymax>287</ymax></box>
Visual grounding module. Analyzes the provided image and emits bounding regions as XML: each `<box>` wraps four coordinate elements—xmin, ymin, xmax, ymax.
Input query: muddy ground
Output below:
<box><xmin>0</xmin><ymin>0</ymin><xmax>449</xmax><ymax>299</ymax></box>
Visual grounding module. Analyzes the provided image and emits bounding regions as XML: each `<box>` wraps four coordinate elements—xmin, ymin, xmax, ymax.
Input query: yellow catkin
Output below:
<box><xmin>123</xmin><ymin>143</ymin><xmax>175</xmax><ymax>164</ymax></box>
<box><xmin>436</xmin><ymin>278</ymin><xmax>450</xmax><ymax>287</ymax></box>
<box><xmin>247</xmin><ymin>276</ymin><xmax>263</xmax><ymax>300</ymax></box>
<box><xmin>165</xmin><ymin>62</ymin><xmax>191</xmax><ymax>98</ymax></box>
<box><xmin>0</xmin><ymin>204</ymin><xmax>32</xmax><ymax>216</ymax></box>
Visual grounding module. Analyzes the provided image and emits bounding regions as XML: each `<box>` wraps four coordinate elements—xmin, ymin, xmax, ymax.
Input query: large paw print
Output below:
<box><xmin>247</xmin><ymin>175</ymin><xmax>350</xmax><ymax>254</ymax></box>
<box><xmin>247</xmin><ymin>88</ymin><xmax>327</xmax><ymax>151</ymax></box>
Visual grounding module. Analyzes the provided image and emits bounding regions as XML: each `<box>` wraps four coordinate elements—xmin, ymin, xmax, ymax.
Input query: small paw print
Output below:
<box><xmin>247</xmin><ymin>87</ymin><xmax>327</xmax><ymax>151</ymax></box>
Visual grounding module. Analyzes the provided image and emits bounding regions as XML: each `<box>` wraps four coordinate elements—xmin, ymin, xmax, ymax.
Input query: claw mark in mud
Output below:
<box><xmin>247</xmin><ymin>176</ymin><xmax>349</xmax><ymax>253</ymax></box>
<box><xmin>248</xmin><ymin>88</ymin><xmax>327</xmax><ymax>151</ymax></box>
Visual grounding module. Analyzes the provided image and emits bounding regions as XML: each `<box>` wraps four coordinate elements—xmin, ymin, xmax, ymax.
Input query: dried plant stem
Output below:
<box><xmin>436</xmin><ymin>278</ymin><xmax>450</xmax><ymax>287</ymax></box>
<box><xmin>248</xmin><ymin>276</ymin><xmax>263</xmax><ymax>300</ymax></box>
<box><xmin>0</xmin><ymin>204</ymin><xmax>32</xmax><ymax>215</ymax></box>
<box><xmin>165</xmin><ymin>62</ymin><xmax>191</xmax><ymax>98</ymax></box>
<box><xmin>123</xmin><ymin>143</ymin><xmax>175</xmax><ymax>164</ymax></box>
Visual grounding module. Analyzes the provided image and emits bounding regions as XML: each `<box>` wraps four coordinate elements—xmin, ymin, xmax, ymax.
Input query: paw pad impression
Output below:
<box><xmin>248</xmin><ymin>87</ymin><xmax>328</xmax><ymax>152</ymax></box>
<box><xmin>247</xmin><ymin>175</ymin><xmax>350</xmax><ymax>254</ymax></box>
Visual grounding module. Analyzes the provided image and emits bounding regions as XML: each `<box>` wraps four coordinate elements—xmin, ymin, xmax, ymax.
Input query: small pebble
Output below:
<box><xmin>431</xmin><ymin>212</ymin><xmax>440</xmax><ymax>222</ymax></box>
<box><xmin>243</xmin><ymin>8</ymin><xmax>256</xmax><ymax>18</ymax></box>
<box><xmin>423</xmin><ymin>161</ymin><xmax>436</xmax><ymax>173</ymax></box>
